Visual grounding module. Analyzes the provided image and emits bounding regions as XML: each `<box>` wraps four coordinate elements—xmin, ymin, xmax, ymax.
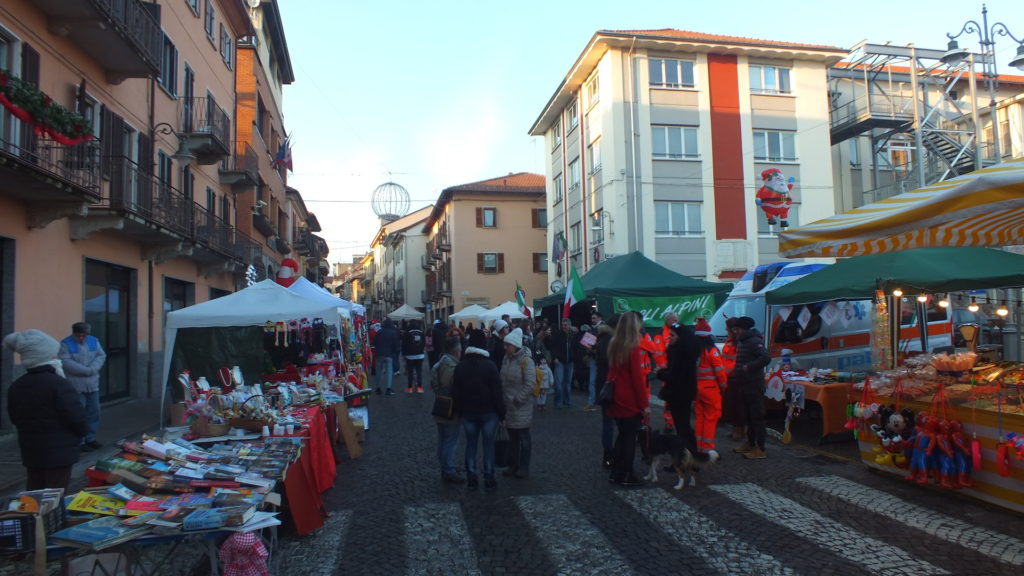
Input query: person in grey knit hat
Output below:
<box><xmin>4</xmin><ymin>330</ymin><xmax>88</xmax><ymax>491</ymax></box>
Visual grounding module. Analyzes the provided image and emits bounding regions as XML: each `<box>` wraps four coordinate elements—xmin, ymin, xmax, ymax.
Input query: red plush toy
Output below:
<box><xmin>275</xmin><ymin>257</ymin><xmax>300</xmax><ymax>288</ymax></box>
<box><xmin>755</xmin><ymin>168</ymin><xmax>794</xmax><ymax>229</ymax></box>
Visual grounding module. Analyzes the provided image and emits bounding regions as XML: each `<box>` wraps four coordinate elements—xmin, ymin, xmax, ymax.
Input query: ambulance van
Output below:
<box><xmin>708</xmin><ymin>262</ymin><xmax>954</xmax><ymax>371</ymax></box>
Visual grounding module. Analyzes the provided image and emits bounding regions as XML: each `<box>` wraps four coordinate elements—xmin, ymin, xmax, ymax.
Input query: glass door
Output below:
<box><xmin>84</xmin><ymin>259</ymin><xmax>134</xmax><ymax>400</ymax></box>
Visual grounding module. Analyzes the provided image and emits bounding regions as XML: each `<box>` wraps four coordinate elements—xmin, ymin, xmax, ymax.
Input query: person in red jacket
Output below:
<box><xmin>693</xmin><ymin>318</ymin><xmax>727</xmax><ymax>454</ymax></box>
<box><xmin>606</xmin><ymin>312</ymin><xmax>650</xmax><ymax>487</ymax></box>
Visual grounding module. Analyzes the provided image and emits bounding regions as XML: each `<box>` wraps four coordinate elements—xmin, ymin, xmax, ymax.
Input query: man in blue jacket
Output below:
<box><xmin>59</xmin><ymin>322</ymin><xmax>106</xmax><ymax>451</ymax></box>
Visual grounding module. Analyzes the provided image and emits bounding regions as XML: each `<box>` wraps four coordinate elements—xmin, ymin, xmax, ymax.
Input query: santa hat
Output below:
<box><xmin>694</xmin><ymin>318</ymin><xmax>712</xmax><ymax>337</ymax></box>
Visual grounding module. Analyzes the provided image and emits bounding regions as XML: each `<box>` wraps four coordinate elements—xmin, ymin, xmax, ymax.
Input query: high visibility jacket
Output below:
<box><xmin>696</xmin><ymin>347</ymin><xmax>727</xmax><ymax>388</ymax></box>
<box><xmin>721</xmin><ymin>339</ymin><xmax>737</xmax><ymax>373</ymax></box>
<box><xmin>639</xmin><ymin>333</ymin><xmax>657</xmax><ymax>378</ymax></box>
<box><xmin>651</xmin><ymin>324</ymin><xmax>672</xmax><ymax>369</ymax></box>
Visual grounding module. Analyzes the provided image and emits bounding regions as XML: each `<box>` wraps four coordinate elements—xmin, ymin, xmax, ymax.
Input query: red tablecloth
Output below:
<box><xmin>283</xmin><ymin>406</ymin><xmax>336</xmax><ymax>536</ymax></box>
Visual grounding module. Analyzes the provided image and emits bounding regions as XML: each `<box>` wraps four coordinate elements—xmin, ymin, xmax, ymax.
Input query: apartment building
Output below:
<box><xmin>529</xmin><ymin>29</ymin><xmax>847</xmax><ymax>286</ymax></box>
<box><xmin>0</xmin><ymin>0</ymin><xmax>297</xmax><ymax>427</ymax></box>
<box><xmin>829</xmin><ymin>42</ymin><xmax>1024</xmax><ymax>211</ymax></box>
<box><xmin>422</xmin><ymin>173</ymin><xmax>547</xmax><ymax>322</ymax></box>
<box><xmin>367</xmin><ymin>206</ymin><xmax>432</xmax><ymax>322</ymax></box>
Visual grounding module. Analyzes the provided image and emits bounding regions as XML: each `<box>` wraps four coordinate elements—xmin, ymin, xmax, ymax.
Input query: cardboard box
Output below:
<box><xmin>353</xmin><ymin>421</ymin><xmax>365</xmax><ymax>443</ymax></box>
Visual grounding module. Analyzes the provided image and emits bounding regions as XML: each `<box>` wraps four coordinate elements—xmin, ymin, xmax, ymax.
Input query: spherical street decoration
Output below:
<box><xmin>371</xmin><ymin>181</ymin><xmax>411</xmax><ymax>222</ymax></box>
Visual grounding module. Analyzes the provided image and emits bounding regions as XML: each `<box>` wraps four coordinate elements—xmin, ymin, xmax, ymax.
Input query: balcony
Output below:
<box><xmin>272</xmin><ymin>236</ymin><xmax>291</xmax><ymax>255</ymax></box>
<box><xmin>31</xmin><ymin>0</ymin><xmax>161</xmax><ymax>84</ymax></box>
<box><xmin>219</xmin><ymin>143</ymin><xmax>259</xmax><ymax>190</ymax></box>
<box><xmin>252</xmin><ymin>211</ymin><xmax>275</xmax><ymax>238</ymax></box>
<box><xmin>0</xmin><ymin>133</ymin><xmax>102</xmax><ymax>228</ymax></box>
<box><xmin>179</xmin><ymin>97</ymin><xmax>231</xmax><ymax>164</ymax></box>
<box><xmin>421</xmin><ymin>255</ymin><xmax>432</xmax><ymax>270</ymax></box>
<box><xmin>72</xmin><ymin>155</ymin><xmax>194</xmax><ymax>261</ymax></box>
<box><xmin>292</xmin><ymin>229</ymin><xmax>312</xmax><ymax>256</ymax></box>
<box><xmin>192</xmin><ymin>204</ymin><xmax>236</xmax><ymax>264</ymax></box>
<box><xmin>232</xmin><ymin>234</ymin><xmax>264</xmax><ymax>268</ymax></box>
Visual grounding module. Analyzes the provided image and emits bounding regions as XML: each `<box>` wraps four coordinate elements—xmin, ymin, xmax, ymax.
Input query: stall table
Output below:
<box><xmin>777</xmin><ymin>379</ymin><xmax>854</xmax><ymax>441</ymax></box>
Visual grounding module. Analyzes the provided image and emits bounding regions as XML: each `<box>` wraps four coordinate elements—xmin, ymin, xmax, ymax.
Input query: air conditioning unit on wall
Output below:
<box><xmin>714</xmin><ymin>240</ymin><xmax>749</xmax><ymax>273</ymax></box>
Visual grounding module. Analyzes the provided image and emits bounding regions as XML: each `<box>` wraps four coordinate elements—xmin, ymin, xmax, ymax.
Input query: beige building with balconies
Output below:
<box><xmin>423</xmin><ymin>173</ymin><xmax>547</xmax><ymax>324</ymax></box>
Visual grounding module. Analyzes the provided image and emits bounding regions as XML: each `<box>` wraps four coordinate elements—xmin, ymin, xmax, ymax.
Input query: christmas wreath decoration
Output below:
<box><xmin>0</xmin><ymin>70</ymin><xmax>94</xmax><ymax>146</ymax></box>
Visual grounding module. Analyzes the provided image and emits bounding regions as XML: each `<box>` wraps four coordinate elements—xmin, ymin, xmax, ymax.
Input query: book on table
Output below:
<box><xmin>145</xmin><ymin>506</ymin><xmax>196</xmax><ymax>528</ymax></box>
<box><xmin>66</xmin><ymin>491</ymin><xmax>125</xmax><ymax>516</ymax></box>
<box><xmin>50</xmin><ymin>515</ymin><xmax>153</xmax><ymax>550</ymax></box>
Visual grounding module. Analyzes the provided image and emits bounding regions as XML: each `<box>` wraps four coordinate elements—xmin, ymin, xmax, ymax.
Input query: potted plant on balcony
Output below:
<box><xmin>0</xmin><ymin>70</ymin><xmax>94</xmax><ymax>145</ymax></box>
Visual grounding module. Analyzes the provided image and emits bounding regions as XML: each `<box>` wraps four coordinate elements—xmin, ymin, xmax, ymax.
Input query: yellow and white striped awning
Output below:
<box><xmin>779</xmin><ymin>158</ymin><xmax>1024</xmax><ymax>258</ymax></box>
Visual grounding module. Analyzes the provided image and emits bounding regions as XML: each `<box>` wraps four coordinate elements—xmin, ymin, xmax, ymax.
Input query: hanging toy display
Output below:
<box><xmin>949</xmin><ymin>420</ymin><xmax>974</xmax><ymax>488</ymax></box>
<box><xmin>905</xmin><ymin>411</ymin><xmax>937</xmax><ymax>484</ymax></box>
<box><xmin>755</xmin><ymin>168</ymin><xmax>794</xmax><ymax>229</ymax></box>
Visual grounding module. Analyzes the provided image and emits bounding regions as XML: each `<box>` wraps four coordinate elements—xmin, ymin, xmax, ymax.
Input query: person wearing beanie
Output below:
<box><xmin>59</xmin><ymin>322</ymin><xmax>107</xmax><ymax>451</ymax></box>
<box><xmin>693</xmin><ymin>318</ymin><xmax>726</xmax><ymax>455</ymax></box>
<box><xmin>500</xmin><ymin>328</ymin><xmax>535</xmax><ymax>479</ymax></box>
<box><xmin>488</xmin><ymin>319</ymin><xmax>510</xmax><ymax>369</ymax></box>
<box><xmin>5</xmin><ymin>330</ymin><xmax>88</xmax><ymax>491</ymax></box>
<box><xmin>657</xmin><ymin>322</ymin><xmax>701</xmax><ymax>457</ymax></box>
<box><xmin>452</xmin><ymin>329</ymin><xmax>505</xmax><ymax>491</ymax></box>
<box><xmin>730</xmin><ymin>316</ymin><xmax>771</xmax><ymax>459</ymax></box>
<box><xmin>721</xmin><ymin>317</ymin><xmax>745</xmax><ymax>441</ymax></box>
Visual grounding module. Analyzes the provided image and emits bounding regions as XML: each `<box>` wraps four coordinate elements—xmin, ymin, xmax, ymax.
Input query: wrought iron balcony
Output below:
<box><xmin>273</xmin><ymin>236</ymin><xmax>291</xmax><ymax>255</ymax></box>
<box><xmin>0</xmin><ymin>131</ymin><xmax>101</xmax><ymax>227</ymax></box>
<box><xmin>219</xmin><ymin>142</ymin><xmax>259</xmax><ymax>189</ymax></box>
<box><xmin>252</xmin><ymin>211</ymin><xmax>275</xmax><ymax>238</ymax></box>
<box><xmin>96</xmin><ymin>155</ymin><xmax>193</xmax><ymax>238</ymax></box>
<box><xmin>179</xmin><ymin>96</ymin><xmax>231</xmax><ymax>164</ymax></box>
<box><xmin>232</xmin><ymin>233</ymin><xmax>264</xmax><ymax>267</ymax></box>
<box><xmin>29</xmin><ymin>0</ymin><xmax>161</xmax><ymax>84</ymax></box>
<box><xmin>192</xmin><ymin>204</ymin><xmax>235</xmax><ymax>262</ymax></box>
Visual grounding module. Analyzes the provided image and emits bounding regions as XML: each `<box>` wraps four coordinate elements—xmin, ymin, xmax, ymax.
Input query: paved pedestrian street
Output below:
<box><xmin>272</xmin><ymin>387</ymin><xmax>1024</xmax><ymax>576</ymax></box>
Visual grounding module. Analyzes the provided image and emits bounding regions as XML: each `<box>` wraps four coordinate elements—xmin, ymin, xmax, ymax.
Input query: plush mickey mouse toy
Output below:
<box><xmin>872</xmin><ymin>404</ymin><xmax>915</xmax><ymax>448</ymax></box>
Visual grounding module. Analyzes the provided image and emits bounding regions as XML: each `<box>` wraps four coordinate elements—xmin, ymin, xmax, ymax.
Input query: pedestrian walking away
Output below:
<box><xmin>59</xmin><ymin>321</ymin><xmax>106</xmax><ymax>451</ymax></box>
<box><xmin>402</xmin><ymin>320</ymin><xmax>427</xmax><ymax>393</ymax></box>
<box><xmin>374</xmin><ymin>319</ymin><xmax>401</xmax><ymax>395</ymax></box>
<box><xmin>452</xmin><ymin>329</ymin><xmax>506</xmax><ymax>492</ymax></box>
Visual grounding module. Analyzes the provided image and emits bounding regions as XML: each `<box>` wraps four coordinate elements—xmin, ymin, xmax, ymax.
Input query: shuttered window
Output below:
<box><xmin>477</xmin><ymin>253</ymin><xmax>504</xmax><ymax>274</ymax></box>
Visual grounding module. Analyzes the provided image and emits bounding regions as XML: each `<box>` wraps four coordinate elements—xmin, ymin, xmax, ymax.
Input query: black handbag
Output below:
<box><xmin>598</xmin><ymin>380</ymin><xmax>615</xmax><ymax>407</ymax></box>
<box><xmin>431</xmin><ymin>394</ymin><xmax>454</xmax><ymax>419</ymax></box>
<box><xmin>493</xmin><ymin>426</ymin><xmax>511</xmax><ymax>467</ymax></box>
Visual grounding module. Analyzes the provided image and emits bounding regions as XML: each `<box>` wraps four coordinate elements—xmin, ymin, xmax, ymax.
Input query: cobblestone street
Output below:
<box><xmin>271</xmin><ymin>384</ymin><xmax>1024</xmax><ymax>576</ymax></box>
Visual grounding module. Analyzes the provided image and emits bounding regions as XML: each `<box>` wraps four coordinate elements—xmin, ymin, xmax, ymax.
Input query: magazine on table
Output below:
<box><xmin>66</xmin><ymin>491</ymin><xmax>125</xmax><ymax>516</ymax></box>
<box><xmin>50</xmin><ymin>515</ymin><xmax>153</xmax><ymax>550</ymax></box>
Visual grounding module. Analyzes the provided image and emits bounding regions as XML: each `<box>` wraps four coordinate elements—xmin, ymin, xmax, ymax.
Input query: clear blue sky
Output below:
<box><xmin>277</xmin><ymin>0</ymin><xmax>1022</xmax><ymax>262</ymax></box>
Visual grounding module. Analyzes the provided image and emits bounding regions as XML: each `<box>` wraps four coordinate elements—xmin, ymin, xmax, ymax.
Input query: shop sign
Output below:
<box><xmin>611</xmin><ymin>294</ymin><xmax>717</xmax><ymax>327</ymax></box>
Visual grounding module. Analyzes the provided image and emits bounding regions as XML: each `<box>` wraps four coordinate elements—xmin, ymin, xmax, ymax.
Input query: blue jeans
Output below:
<box><xmin>586</xmin><ymin>358</ymin><xmax>597</xmax><ymax>405</ymax></box>
<box><xmin>552</xmin><ymin>361</ymin><xmax>574</xmax><ymax>407</ymax></box>
<box><xmin>436</xmin><ymin>421</ymin><xmax>460</xmax><ymax>475</ymax></box>
<box><xmin>80</xmin><ymin>390</ymin><xmax>100</xmax><ymax>444</ymax></box>
<box><xmin>602</xmin><ymin>409</ymin><xmax>616</xmax><ymax>453</ymax></box>
<box><xmin>462</xmin><ymin>412</ymin><xmax>499</xmax><ymax>480</ymax></box>
<box><xmin>376</xmin><ymin>356</ymin><xmax>394</xmax><ymax>390</ymax></box>
<box><xmin>405</xmin><ymin>357</ymin><xmax>423</xmax><ymax>389</ymax></box>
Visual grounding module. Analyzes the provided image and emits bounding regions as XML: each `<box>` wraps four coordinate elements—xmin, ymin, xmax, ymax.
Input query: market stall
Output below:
<box><xmin>386</xmin><ymin>303</ymin><xmax>424</xmax><ymax>321</ymax></box>
<box><xmin>534</xmin><ymin>251</ymin><xmax>731</xmax><ymax>327</ymax></box>
<box><xmin>479</xmin><ymin>300</ymin><xmax>533</xmax><ymax>322</ymax></box>
<box><xmin>448</xmin><ymin>304</ymin><xmax>489</xmax><ymax>323</ymax></box>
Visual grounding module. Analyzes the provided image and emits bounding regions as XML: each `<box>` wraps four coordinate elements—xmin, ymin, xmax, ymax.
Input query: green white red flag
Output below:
<box><xmin>515</xmin><ymin>282</ymin><xmax>531</xmax><ymax>317</ymax></box>
<box><xmin>563</xmin><ymin>264</ymin><xmax>586</xmax><ymax>318</ymax></box>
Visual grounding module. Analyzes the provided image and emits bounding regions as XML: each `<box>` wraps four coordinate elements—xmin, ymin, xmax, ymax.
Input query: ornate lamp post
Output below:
<box><xmin>941</xmin><ymin>4</ymin><xmax>1024</xmax><ymax>163</ymax></box>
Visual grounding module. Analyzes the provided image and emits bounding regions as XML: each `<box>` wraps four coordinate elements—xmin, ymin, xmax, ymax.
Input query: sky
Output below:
<box><xmin>276</xmin><ymin>0</ymin><xmax>1023</xmax><ymax>263</ymax></box>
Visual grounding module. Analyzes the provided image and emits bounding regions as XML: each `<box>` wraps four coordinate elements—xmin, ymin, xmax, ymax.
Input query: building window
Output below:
<box><xmin>158</xmin><ymin>34</ymin><xmax>178</xmax><ymax>96</ymax></box>
<box><xmin>533</xmin><ymin>253</ymin><xmax>549</xmax><ymax>273</ymax></box>
<box><xmin>163</xmin><ymin>277</ymin><xmax>194</xmax><ymax>323</ymax></box>
<box><xmin>181</xmin><ymin>165</ymin><xmax>194</xmax><ymax>201</ymax></box>
<box><xmin>552</xmin><ymin>174</ymin><xmax>563</xmax><ymax>205</ymax></box>
<box><xmin>204</xmin><ymin>0</ymin><xmax>216</xmax><ymax>43</ymax></box>
<box><xmin>255</xmin><ymin>95</ymin><xmax>267</xmax><ymax>140</ymax></box>
<box><xmin>758</xmin><ymin>204</ymin><xmax>800</xmax><ymax>236</ymax></box>
<box><xmin>206</xmin><ymin>187</ymin><xmax>215</xmax><ymax>214</ymax></box>
<box><xmin>569</xmin><ymin>222</ymin><xmax>581</xmax><ymax>254</ymax></box>
<box><xmin>649</xmin><ymin>58</ymin><xmax>695</xmax><ymax>89</ymax></box>
<box><xmin>219</xmin><ymin>23</ymin><xmax>232</xmax><ymax>68</ymax></box>
<box><xmin>476</xmin><ymin>207</ymin><xmax>497</xmax><ymax>228</ymax></box>
<box><xmin>753</xmin><ymin>130</ymin><xmax>797</xmax><ymax>162</ymax></box>
<box><xmin>209</xmin><ymin>287</ymin><xmax>230</xmax><ymax>300</ymax></box>
<box><xmin>655</xmin><ymin>201</ymin><xmax>703</xmax><ymax>236</ymax></box>
<box><xmin>568</xmin><ymin>159</ymin><xmax>581</xmax><ymax>191</ymax></box>
<box><xmin>876</xmin><ymin>139</ymin><xmax>913</xmax><ymax>175</ymax></box>
<box><xmin>585</xmin><ymin>73</ymin><xmax>600</xmax><ymax>108</ymax></box>
<box><xmin>532</xmin><ymin>208</ymin><xmax>547</xmax><ymax>228</ymax></box>
<box><xmin>749</xmin><ymin>65</ymin><xmax>791</xmax><ymax>95</ymax></box>
<box><xmin>477</xmin><ymin>252</ymin><xmax>504</xmax><ymax>274</ymax></box>
<box><xmin>186</xmin><ymin>0</ymin><xmax>199</xmax><ymax>16</ymax></box>
<box><xmin>588</xmin><ymin>139</ymin><xmax>602</xmax><ymax>174</ymax></box>
<box><xmin>157</xmin><ymin>150</ymin><xmax>172</xmax><ymax>191</ymax></box>
<box><xmin>551</xmin><ymin>119</ymin><xmax>561</xmax><ymax>150</ymax></box>
<box><xmin>652</xmin><ymin>125</ymin><xmax>699</xmax><ymax>159</ymax></box>
<box><xmin>221</xmin><ymin>196</ymin><xmax>230</xmax><ymax>223</ymax></box>
<box><xmin>590</xmin><ymin>210</ymin><xmax>605</xmax><ymax>245</ymax></box>
<box><xmin>567</xmin><ymin>100</ymin><xmax>579</xmax><ymax>130</ymax></box>
<box><xmin>849</xmin><ymin>139</ymin><xmax>860</xmax><ymax>167</ymax></box>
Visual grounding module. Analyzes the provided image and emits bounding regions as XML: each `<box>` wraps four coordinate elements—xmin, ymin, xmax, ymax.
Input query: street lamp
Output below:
<box><xmin>153</xmin><ymin>121</ymin><xmax>196</xmax><ymax>166</ymax></box>
<box><xmin>942</xmin><ymin>4</ymin><xmax>1024</xmax><ymax>163</ymax></box>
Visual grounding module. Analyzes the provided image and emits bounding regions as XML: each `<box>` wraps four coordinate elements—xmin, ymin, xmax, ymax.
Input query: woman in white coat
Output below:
<box><xmin>500</xmin><ymin>328</ymin><xmax>536</xmax><ymax>479</ymax></box>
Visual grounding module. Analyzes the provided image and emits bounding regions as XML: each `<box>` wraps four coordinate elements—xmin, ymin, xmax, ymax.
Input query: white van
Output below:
<box><xmin>708</xmin><ymin>262</ymin><xmax>954</xmax><ymax>371</ymax></box>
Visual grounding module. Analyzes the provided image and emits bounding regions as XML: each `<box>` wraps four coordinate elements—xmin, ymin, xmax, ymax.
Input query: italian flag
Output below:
<box><xmin>563</xmin><ymin>264</ymin><xmax>586</xmax><ymax>318</ymax></box>
<box><xmin>515</xmin><ymin>282</ymin><xmax>531</xmax><ymax>317</ymax></box>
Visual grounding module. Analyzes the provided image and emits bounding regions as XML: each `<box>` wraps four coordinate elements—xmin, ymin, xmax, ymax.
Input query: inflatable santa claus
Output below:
<box><xmin>275</xmin><ymin>257</ymin><xmax>300</xmax><ymax>288</ymax></box>
<box><xmin>755</xmin><ymin>168</ymin><xmax>794</xmax><ymax>229</ymax></box>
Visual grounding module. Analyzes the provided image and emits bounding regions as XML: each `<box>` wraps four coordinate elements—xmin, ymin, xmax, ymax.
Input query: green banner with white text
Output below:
<box><xmin>610</xmin><ymin>293</ymin><xmax>720</xmax><ymax>328</ymax></box>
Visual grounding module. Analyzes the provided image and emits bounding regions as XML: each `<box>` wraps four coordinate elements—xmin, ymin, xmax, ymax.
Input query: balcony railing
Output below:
<box><xmin>101</xmin><ymin>156</ymin><xmax>192</xmax><ymax>237</ymax></box>
<box><xmin>0</xmin><ymin>132</ymin><xmax>102</xmax><ymax>202</ymax></box>
<box><xmin>180</xmin><ymin>96</ymin><xmax>231</xmax><ymax>162</ymax></box>
<box><xmin>193</xmin><ymin>205</ymin><xmax>234</xmax><ymax>257</ymax></box>
<box><xmin>233</xmin><ymin>233</ymin><xmax>264</xmax><ymax>266</ymax></box>
<box><xmin>219</xmin><ymin>142</ymin><xmax>259</xmax><ymax>187</ymax></box>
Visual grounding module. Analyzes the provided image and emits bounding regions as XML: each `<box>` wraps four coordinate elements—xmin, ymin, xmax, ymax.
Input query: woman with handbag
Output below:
<box><xmin>606</xmin><ymin>313</ymin><xmax>650</xmax><ymax>487</ymax></box>
<box><xmin>452</xmin><ymin>329</ymin><xmax>505</xmax><ymax>492</ymax></box>
<box><xmin>431</xmin><ymin>337</ymin><xmax>463</xmax><ymax>484</ymax></box>
<box><xmin>499</xmin><ymin>328</ymin><xmax>536</xmax><ymax>479</ymax></box>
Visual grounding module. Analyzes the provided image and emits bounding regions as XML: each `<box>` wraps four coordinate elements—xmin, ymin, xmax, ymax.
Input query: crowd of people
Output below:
<box><xmin>370</xmin><ymin>308</ymin><xmax>773</xmax><ymax>491</ymax></box>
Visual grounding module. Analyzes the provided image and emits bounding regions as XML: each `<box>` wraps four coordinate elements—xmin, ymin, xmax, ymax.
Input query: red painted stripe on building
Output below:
<box><xmin>707</xmin><ymin>54</ymin><xmax>745</xmax><ymax>240</ymax></box>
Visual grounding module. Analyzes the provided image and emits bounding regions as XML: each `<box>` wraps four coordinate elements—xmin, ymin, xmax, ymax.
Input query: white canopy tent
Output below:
<box><xmin>287</xmin><ymin>277</ymin><xmax>352</xmax><ymax>317</ymax></box>
<box><xmin>480</xmin><ymin>300</ymin><xmax>532</xmax><ymax>322</ymax></box>
<box><xmin>449</xmin><ymin>304</ymin><xmax>489</xmax><ymax>321</ymax></box>
<box><xmin>387</xmin><ymin>303</ymin><xmax>425</xmax><ymax>320</ymax></box>
<box><xmin>161</xmin><ymin>280</ymin><xmax>342</xmax><ymax>423</ymax></box>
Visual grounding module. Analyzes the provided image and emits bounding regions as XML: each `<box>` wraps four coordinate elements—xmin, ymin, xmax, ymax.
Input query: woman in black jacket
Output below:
<box><xmin>4</xmin><ymin>329</ymin><xmax>88</xmax><ymax>491</ymax></box>
<box><xmin>656</xmin><ymin>323</ymin><xmax>701</xmax><ymax>454</ymax></box>
<box><xmin>452</xmin><ymin>330</ymin><xmax>506</xmax><ymax>491</ymax></box>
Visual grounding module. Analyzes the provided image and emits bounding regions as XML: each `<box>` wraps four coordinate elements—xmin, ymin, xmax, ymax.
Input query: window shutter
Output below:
<box><xmin>532</xmin><ymin>253</ymin><xmax>540</xmax><ymax>273</ymax></box>
<box><xmin>497</xmin><ymin>253</ymin><xmax>505</xmax><ymax>273</ymax></box>
<box><xmin>491</xmin><ymin>209</ymin><xmax>497</xmax><ymax>228</ymax></box>
<box><xmin>477</xmin><ymin>253</ymin><xmax>484</xmax><ymax>273</ymax></box>
<box><xmin>476</xmin><ymin>208</ymin><xmax>483</xmax><ymax>227</ymax></box>
<box><xmin>531</xmin><ymin>209</ymin><xmax>539</xmax><ymax>228</ymax></box>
